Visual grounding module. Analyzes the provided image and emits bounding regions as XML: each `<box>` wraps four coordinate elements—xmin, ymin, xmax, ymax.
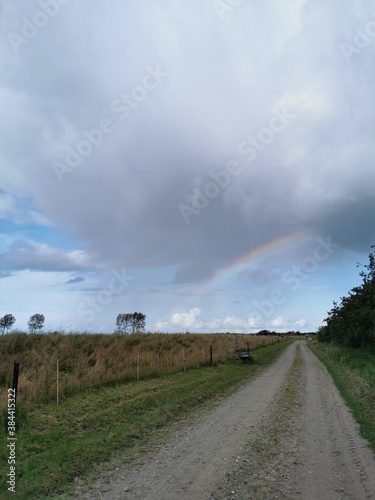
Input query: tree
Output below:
<box><xmin>28</xmin><ymin>313</ymin><xmax>45</xmax><ymax>333</ymax></box>
<box><xmin>115</xmin><ymin>313</ymin><xmax>133</xmax><ymax>334</ymax></box>
<box><xmin>115</xmin><ymin>312</ymin><xmax>146</xmax><ymax>333</ymax></box>
<box><xmin>0</xmin><ymin>314</ymin><xmax>16</xmax><ymax>334</ymax></box>
<box><xmin>131</xmin><ymin>312</ymin><xmax>146</xmax><ymax>333</ymax></box>
<box><xmin>319</xmin><ymin>245</ymin><xmax>375</xmax><ymax>348</ymax></box>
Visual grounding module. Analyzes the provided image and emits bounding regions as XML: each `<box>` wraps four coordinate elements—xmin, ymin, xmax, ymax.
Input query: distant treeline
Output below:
<box><xmin>318</xmin><ymin>246</ymin><xmax>375</xmax><ymax>349</ymax></box>
<box><xmin>254</xmin><ymin>330</ymin><xmax>315</xmax><ymax>336</ymax></box>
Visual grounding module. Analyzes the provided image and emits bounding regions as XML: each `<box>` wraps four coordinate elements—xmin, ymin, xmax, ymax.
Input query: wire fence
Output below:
<box><xmin>0</xmin><ymin>333</ymin><xmax>284</xmax><ymax>407</ymax></box>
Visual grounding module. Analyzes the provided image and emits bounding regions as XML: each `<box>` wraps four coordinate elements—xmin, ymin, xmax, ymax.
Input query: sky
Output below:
<box><xmin>1</xmin><ymin>0</ymin><xmax>375</xmax><ymax>334</ymax></box>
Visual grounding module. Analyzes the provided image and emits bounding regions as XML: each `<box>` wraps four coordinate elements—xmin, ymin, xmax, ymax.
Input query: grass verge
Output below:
<box><xmin>0</xmin><ymin>340</ymin><xmax>292</xmax><ymax>499</ymax></box>
<box><xmin>309</xmin><ymin>341</ymin><xmax>375</xmax><ymax>453</ymax></box>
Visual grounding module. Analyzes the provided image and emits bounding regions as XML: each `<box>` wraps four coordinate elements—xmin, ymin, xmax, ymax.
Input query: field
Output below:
<box><xmin>0</xmin><ymin>332</ymin><xmax>282</xmax><ymax>407</ymax></box>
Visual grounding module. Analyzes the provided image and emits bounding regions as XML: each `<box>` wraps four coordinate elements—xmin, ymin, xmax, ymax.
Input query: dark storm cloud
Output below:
<box><xmin>1</xmin><ymin>0</ymin><xmax>375</xmax><ymax>283</ymax></box>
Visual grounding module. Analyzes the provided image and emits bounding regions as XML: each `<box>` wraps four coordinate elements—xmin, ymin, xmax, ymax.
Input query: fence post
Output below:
<box><xmin>210</xmin><ymin>346</ymin><xmax>213</xmax><ymax>366</ymax></box>
<box><xmin>12</xmin><ymin>362</ymin><xmax>20</xmax><ymax>405</ymax></box>
<box><xmin>136</xmin><ymin>352</ymin><xmax>140</xmax><ymax>382</ymax></box>
<box><xmin>182</xmin><ymin>348</ymin><xmax>187</xmax><ymax>372</ymax></box>
<box><xmin>56</xmin><ymin>359</ymin><xmax>59</xmax><ymax>406</ymax></box>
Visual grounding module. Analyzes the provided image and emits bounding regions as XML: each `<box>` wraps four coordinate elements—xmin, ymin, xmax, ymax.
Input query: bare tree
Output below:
<box><xmin>131</xmin><ymin>312</ymin><xmax>146</xmax><ymax>333</ymax></box>
<box><xmin>0</xmin><ymin>314</ymin><xmax>16</xmax><ymax>334</ymax></box>
<box><xmin>115</xmin><ymin>312</ymin><xmax>146</xmax><ymax>333</ymax></box>
<box><xmin>28</xmin><ymin>313</ymin><xmax>45</xmax><ymax>333</ymax></box>
<box><xmin>115</xmin><ymin>313</ymin><xmax>132</xmax><ymax>334</ymax></box>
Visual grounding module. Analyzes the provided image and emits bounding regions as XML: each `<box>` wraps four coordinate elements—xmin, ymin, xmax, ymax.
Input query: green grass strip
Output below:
<box><xmin>0</xmin><ymin>340</ymin><xmax>292</xmax><ymax>499</ymax></box>
<box><xmin>309</xmin><ymin>342</ymin><xmax>375</xmax><ymax>453</ymax></box>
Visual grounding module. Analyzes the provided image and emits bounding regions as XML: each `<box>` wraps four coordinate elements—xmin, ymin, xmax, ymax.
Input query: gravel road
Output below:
<box><xmin>78</xmin><ymin>342</ymin><xmax>375</xmax><ymax>499</ymax></box>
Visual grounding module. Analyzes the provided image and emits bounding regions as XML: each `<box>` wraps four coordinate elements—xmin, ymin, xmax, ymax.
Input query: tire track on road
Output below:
<box><xmin>294</xmin><ymin>344</ymin><xmax>375</xmax><ymax>500</ymax></box>
<box><xmin>75</xmin><ymin>341</ymin><xmax>375</xmax><ymax>500</ymax></box>
<box><xmin>212</xmin><ymin>342</ymin><xmax>375</xmax><ymax>500</ymax></box>
<box><xmin>78</xmin><ymin>343</ymin><xmax>298</xmax><ymax>500</ymax></box>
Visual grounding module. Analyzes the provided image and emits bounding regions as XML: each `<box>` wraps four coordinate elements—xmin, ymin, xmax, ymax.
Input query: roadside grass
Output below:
<box><xmin>0</xmin><ymin>340</ymin><xmax>292</xmax><ymax>499</ymax></box>
<box><xmin>309</xmin><ymin>342</ymin><xmax>375</xmax><ymax>452</ymax></box>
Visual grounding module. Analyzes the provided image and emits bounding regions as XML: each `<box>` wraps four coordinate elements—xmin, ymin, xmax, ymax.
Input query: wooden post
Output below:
<box><xmin>182</xmin><ymin>348</ymin><xmax>186</xmax><ymax>372</ymax></box>
<box><xmin>12</xmin><ymin>362</ymin><xmax>20</xmax><ymax>405</ymax></box>
<box><xmin>56</xmin><ymin>359</ymin><xmax>59</xmax><ymax>406</ymax></box>
<box><xmin>136</xmin><ymin>352</ymin><xmax>140</xmax><ymax>382</ymax></box>
<box><xmin>210</xmin><ymin>346</ymin><xmax>213</xmax><ymax>366</ymax></box>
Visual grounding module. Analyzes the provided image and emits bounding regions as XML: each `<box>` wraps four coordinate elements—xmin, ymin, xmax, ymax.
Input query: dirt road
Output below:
<box><xmin>79</xmin><ymin>342</ymin><xmax>375</xmax><ymax>499</ymax></box>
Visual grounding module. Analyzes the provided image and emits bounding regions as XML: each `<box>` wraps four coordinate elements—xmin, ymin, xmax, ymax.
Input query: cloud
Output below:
<box><xmin>295</xmin><ymin>318</ymin><xmax>307</xmax><ymax>328</ymax></box>
<box><xmin>0</xmin><ymin>239</ymin><xmax>97</xmax><ymax>273</ymax></box>
<box><xmin>154</xmin><ymin>311</ymin><xmax>265</xmax><ymax>333</ymax></box>
<box><xmin>171</xmin><ymin>308</ymin><xmax>203</xmax><ymax>329</ymax></box>
<box><xmin>269</xmin><ymin>316</ymin><xmax>287</xmax><ymax>329</ymax></box>
<box><xmin>0</xmin><ymin>271</ymin><xmax>14</xmax><ymax>279</ymax></box>
<box><xmin>3</xmin><ymin>0</ymin><xmax>374</xmax><ymax>286</ymax></box>
<box><xmin>1</xmin><ymin>1</ymin><xmax>374</xmax><ymax>332</ymax></box>
<box><xmin>0</xmin><ymin>191</ymin><xmax>51</xmax><ymax>226</ymax></box>
<box><xmin>63</xmin><ymin>276</ymin><xmax>85</xmax><ymax>285</ymax></box>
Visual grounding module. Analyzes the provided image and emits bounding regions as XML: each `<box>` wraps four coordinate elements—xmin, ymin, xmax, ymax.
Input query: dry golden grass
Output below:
<box><xmin>0</xmin><ymin>332</ymin><xmax>281</xmax><ymax>407</ymax></box>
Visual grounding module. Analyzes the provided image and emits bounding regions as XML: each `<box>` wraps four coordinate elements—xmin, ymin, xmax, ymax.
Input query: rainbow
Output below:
<box><xmin>174</xmin><ymin>229</ymin><xmax>308</xmax><ymax>310</ymax></box>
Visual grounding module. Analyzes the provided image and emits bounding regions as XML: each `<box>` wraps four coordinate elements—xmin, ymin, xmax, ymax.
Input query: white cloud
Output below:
<box><xmin>155</xmin><ymin>313</ymin><xmax>267</xmax><ymax>333</ymax></box>
<box><xmin>295</xmin><ymin>318</ymin><xmax>307</xmax><ymax>328</ymax></box>
<box><xmin>269</xmin><ymin>316</ymin><xmax>287</xmax><ymax>329</ymax></box>
<box><xmin>247</xmin><ymin>316</ymin><xmax>263</xmax><ymax>328</ymax></box>
<box><xmin>171</xmin><ymin>308</ymin><xmax>203</xmax><ymax>329</ymax></box>
<box><xmin>223</xmin><ymin>316</ymin><xmax>246</xmax><ymax>328</ymax></box>
<box><xmin>154</xmin><ymin>318</ymin><xmax>168</xmax><ymax>331</ymax></box>
<box><xmin>0</xmin><ymin>239</ymin><xmax>97</xmax><ymax>272</ymax></box>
